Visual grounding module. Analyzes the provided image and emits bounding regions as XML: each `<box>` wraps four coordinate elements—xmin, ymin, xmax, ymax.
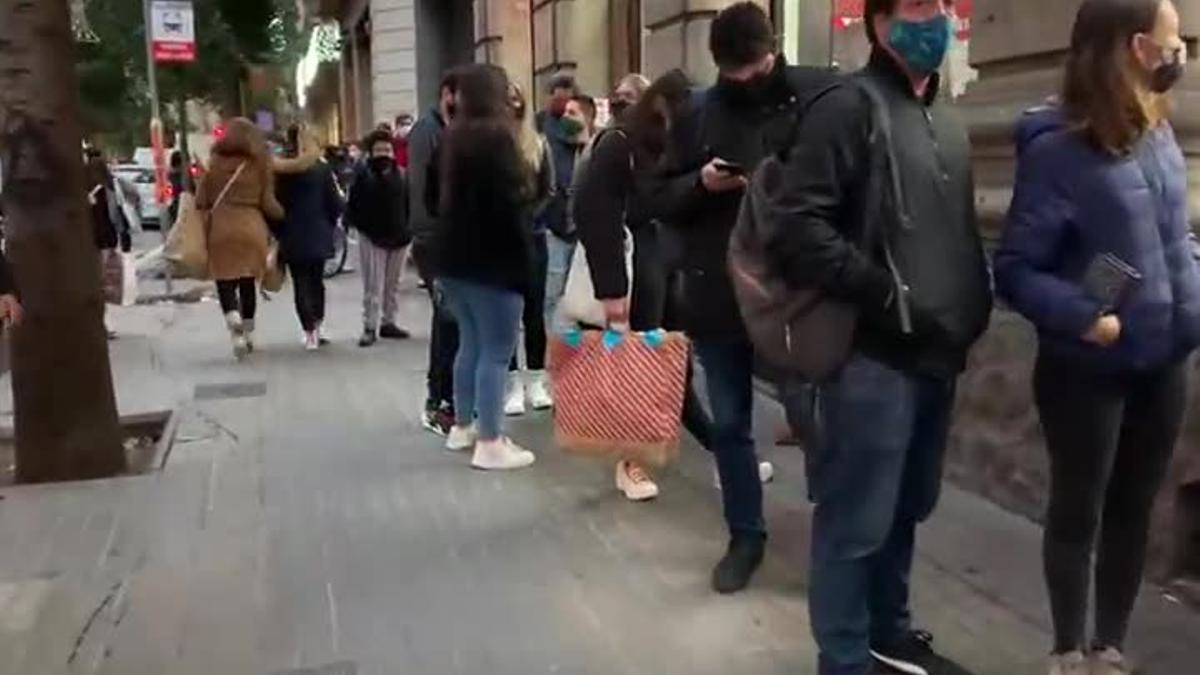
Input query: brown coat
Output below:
<box><xmin>197</xmin><ymin>155</ymin><xmax>284</xmax><ymax>281</ymax></box>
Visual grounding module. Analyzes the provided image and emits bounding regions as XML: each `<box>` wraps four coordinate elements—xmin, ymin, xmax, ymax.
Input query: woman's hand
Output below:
<box><xmin>601</xmin><ymin>297</ymin><xmax>630</xmax><ymax>330</ymax></box>
<box><xmin>0</xmin><ymin>294</ymin><xmax>23</xmax><ymax>327</ymax></box>
<box><xmin>1083</xmin><ymin>314</ymin><xmax>1121</xmax><ymax>347</ymax></box>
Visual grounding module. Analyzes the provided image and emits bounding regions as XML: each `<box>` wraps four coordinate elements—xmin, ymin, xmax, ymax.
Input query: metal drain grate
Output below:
<box><xmin>193</xmin><ymin>381</ymin><xmax>267</xmax><ymax>401</ymax></box>
<box><xmin>273</xmin><ymin>662</ymin><xmax>357</xmax><ymax>675</ymax></box>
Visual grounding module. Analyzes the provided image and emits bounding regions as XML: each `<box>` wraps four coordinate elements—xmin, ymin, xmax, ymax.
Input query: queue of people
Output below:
<box><xmin>170</xmin><ymin>0</ymin><xmax>1197</xmax><ymax>673</ymax></box>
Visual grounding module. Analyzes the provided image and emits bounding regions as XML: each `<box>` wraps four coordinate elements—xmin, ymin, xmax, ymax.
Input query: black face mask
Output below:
<box><xmin>609</xmin><ymin>99</ymin><xmax>631</xmax><ymax>120</ymax></box>
<box><xmin>369</xmin><ymin>157</ymin><xmax>393</xmax><ymax>173</ymax></box>
<box><xmin>1151</xmin><ymin>59</ymin><xmax>1185</xmax><ymax>93</ymax></box>
<box><xmin>716</xmin><ymin>71</ymin><xmax>775</xmax><ymax>108</ymax></box>
<box><xmin>445</xmin><ymin>102</ymin><xmax>457</xmax><ymax>120</ymax></box>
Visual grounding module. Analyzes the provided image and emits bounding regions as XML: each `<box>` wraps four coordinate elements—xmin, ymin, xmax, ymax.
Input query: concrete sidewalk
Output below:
<box><xmin>0</xmin><ymin>273</ymin><xmax>1197</xmax><ymax>675</ymax></box>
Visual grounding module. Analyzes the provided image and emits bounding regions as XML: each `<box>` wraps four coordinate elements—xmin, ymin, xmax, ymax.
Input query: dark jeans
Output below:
<box><xmin>426</xmin><ymin>277</ymin><xmax>459</xmax><ymax>409</ymax></box>
<box><xmin>1034</xmin><ymin>351</ymin><xmax>1187</xmax><ymax>653</ymax></box>
<box><xmin>216</xmin><ymin>277</ymin><xmax>257</xmax><ymax>320</ymax></box>
<box><xmin>512</xmin><ymin>233</ymin><xmax>548</xmax><ymax>372</ymax></box>
<box><xmin>288</xmin><ymin>260</ymin><xmax>326</xmax><ymax>332</ymax></box>
<box><xmin>693</xmin><ymin>338</ymin><xmax>763</xmax><ymax>536</ymax></box>
<box><xmin>806</xmin><ymin>354</ymin><xmax>954</xmax><ymax>675</ymax></box>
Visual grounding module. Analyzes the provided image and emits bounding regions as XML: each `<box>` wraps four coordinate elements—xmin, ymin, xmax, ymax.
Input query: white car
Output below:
<box><xmin>112</xmin><ymin>164</ymin><xmax>164</xmax><ymax>228</ymax></box>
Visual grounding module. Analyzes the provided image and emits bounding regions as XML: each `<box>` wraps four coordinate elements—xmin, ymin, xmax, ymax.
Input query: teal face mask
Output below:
<box><xmin>886</xmin><ymin>14</ymin><xmax>952</xmax><ymax>76</ymax></box>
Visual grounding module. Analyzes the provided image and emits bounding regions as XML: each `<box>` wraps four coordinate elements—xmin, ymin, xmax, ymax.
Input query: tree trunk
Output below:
<box><xmin>0</xmin><ymin>0</ymin><xmax>127</xmax><ymax>482</ymax></box>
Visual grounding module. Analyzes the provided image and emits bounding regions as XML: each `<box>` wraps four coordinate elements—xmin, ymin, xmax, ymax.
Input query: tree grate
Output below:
<box><xmin>193</xmin><ymin>381</ymin><xmax>267</xmax><ymax>401</ymax></box>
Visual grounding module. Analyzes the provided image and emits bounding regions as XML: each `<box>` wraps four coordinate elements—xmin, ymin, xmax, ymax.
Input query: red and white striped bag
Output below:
<box><xmin>548</xmin><ymin>329</ymin><xmax>690</xmax><ymax>467</ymax></box>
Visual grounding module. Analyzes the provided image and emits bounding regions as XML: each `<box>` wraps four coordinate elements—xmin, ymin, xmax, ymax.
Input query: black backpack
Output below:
<box><xmin>727</xmin><ymin>75</ymin><xmax>912</xmax><ymax>381</ymax></box>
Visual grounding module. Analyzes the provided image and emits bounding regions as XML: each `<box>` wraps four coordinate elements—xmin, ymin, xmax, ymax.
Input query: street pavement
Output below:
<box><xmin>1</xmin><ymin>268</ymin><xmax>1199</xmax><ymax>675</ymax></box>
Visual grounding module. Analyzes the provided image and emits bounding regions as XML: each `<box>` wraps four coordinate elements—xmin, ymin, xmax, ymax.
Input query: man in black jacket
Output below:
<box><xmin>656</xmin><ymin>3</ymin><xmax>837</xmax><ymax>595</ymax></box>
<box><xmin>347</xmin><ymin>130</ymin><xmax>412</xmax><ymax>348</ymax></box>
<box><xmin>408</xmin><ymin>70</ymin><xmax>460</xmax><ymax>435</ymax></box>
<box><xmin>772</xmin><ymin>1</ymin><xmax>992</xmax><ymax>673</ymax></box>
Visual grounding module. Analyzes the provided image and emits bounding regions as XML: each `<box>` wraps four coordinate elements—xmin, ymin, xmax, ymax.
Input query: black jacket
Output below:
<box><xmin>770</xmin><ymin>50</ymin><xmax>992</xmax><ymax>377</ymax></box>
<box><xmin>347</xmin><ymin>161</ymin><xmax>410</xmax><ymax>250</ymax></box>
<box><xmin>655</xmin><ymin>57</ymin><xmax>840</xmax><ymax>339</ymax></box>
<box><xmin>276</xmin><ymin>161</ymin><xmax>343</xmax><ymax>262</ymax></box>
<box><xmin>407</xmin><ymin>106</ymin><xmax>446</xmax><ymax>258</ymax></box>
<box><xmin>0</xmin><ymin>250</ymin><xmax>15</xmax><ymax>297</ymax></box>
<box><xmin>425</xmin><ymin>126</ymin><xmax>534</xmax><ymax>294</ymax></box>
<box><xmin>573</xmin><ymin>128</ymin><xmax>669</xmax><ymax>328</ymax></box>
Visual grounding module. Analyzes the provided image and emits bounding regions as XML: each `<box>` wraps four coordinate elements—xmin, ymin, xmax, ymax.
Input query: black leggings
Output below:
<box><xmin>1034</xmin><ymin>351</ymin><xmax>1187</xmax><ymax>653</ymax></box>
<box><xmin>217</xmin><ymin>277</ymin><xmax>257</xmax><ymax>320</ymax></box>
<box><xmin>288</xmin><ymin>260</ymin><xmax>326</xmax><ymax>331</ymax></box>
<box><xmin>511</xmin><ymin>233</ymin><xmax>548</xmax><ymax>372</ymax></box>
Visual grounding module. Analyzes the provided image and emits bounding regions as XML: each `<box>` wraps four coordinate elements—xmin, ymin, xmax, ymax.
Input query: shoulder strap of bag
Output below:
<box><xmin>210</xmin><ymin>162</ymin><xmax>247</xmax><ymax>212</ymax></box>
<box><xmin>852</xmin><ymin>73</ymin><xmax>913</xmax><ymax>333</ymax></box>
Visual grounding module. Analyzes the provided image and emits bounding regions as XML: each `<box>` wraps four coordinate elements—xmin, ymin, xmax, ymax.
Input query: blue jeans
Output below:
<box><xmin>804</xmin><ymin>355</ymin><xmax>954</xmax><ymax>675</ymax></box>
<box><xmin>543</xmin><ymin>232</ymin><xmax>576</xmax><ymax>330</ymax></box>
<box><xmin>693</xmin><ymin>338</ymin><xmax>764</xmax><ymax>536</ymax></box>
<box><xmin>440</xmin><ymin>278</ymin><xmax>524</xmax><ymax>441</ymax></box>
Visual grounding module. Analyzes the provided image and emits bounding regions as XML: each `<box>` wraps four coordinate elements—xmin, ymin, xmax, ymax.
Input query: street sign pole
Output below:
<box><xmin>143</xmin><ymin>0</ymin><xmax>172</xmax><ymax>294</ymax></box>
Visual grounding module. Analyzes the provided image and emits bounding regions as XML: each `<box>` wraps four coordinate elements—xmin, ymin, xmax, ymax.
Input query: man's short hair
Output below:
<box><xmin>362</xmin><ymin>129</ymin><xmax>392</xmax><ymax>151</ymax></box>
<box><xmin>548</xmin><ymin>72</ymin><xmax>577</xmax><ymax>94</ymax></box>
<box><xmin>864</xmin><ymin>0</ymin><xmax>899</xmax><ymax>46</ymax></box>
<box><xmin>709</xmin><ymin>2</ymin><xmax>775</xmax><ymax>69</ymax></box>
<box><xmin>571</xmin><ymin>94</ymin><xmax>596</xmax><ymax>118</ymax></box>
<box><xmin>440</xmin><ymin>67</ymin><xmax>462</xmax><ymax>94</ymax></box>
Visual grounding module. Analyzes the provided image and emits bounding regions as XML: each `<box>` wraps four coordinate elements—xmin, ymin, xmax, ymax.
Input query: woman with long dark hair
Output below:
<box><xmin>995</xmin><ymin>2</ymin><xmax>1200</xmax><ymax>673</ymax></box>
<box><xmin>427</xmin><ymin>64</ymin><xmax>538</xmax><ymax>470</ymax></box>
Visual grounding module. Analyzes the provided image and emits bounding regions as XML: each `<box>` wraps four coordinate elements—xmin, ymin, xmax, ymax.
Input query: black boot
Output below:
<box><xmin>379</xmin><ymin>323</ymin><xmax>411</xmax><ymax>339</ymax></box>
<box><xmin>711</xmin><ymin>532</ymin><xmax>765</xmax><ymax>594</ymax></box>
<box><xmin>358</xmin><ymin>328</ymin><xmax>378</xmax><ymax>348</ymax></box>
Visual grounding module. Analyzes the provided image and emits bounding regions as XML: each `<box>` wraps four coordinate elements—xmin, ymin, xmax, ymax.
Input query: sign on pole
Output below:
<box><xmin>150</xmin><ymin>0</ymin><xmax>196</xmax><ymax>63</ymax></box>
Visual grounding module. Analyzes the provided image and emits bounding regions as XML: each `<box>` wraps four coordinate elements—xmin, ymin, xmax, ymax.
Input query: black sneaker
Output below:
<box><xmin>358</xmin><ymin>329</ymin><xmax>377</xmax><ymax>348</ymax></box>
<box><xmin>711</xmin><ymin>532</ymin><xmax>765</xmax><ymax>594</ymax></box>
<box><xmin>871</xmin><ymin>630</ymin><xmax>961</xmax><ymax>675</ymax></box>
<box><xmin>379</xmin><ymin>323</ymin><xmax>411</xmax><ymax>340</ymax></box>
<box><xmin>421</xmin><ymin>403</ymin><xmax>455</xmax><ymax>436</ymax></box>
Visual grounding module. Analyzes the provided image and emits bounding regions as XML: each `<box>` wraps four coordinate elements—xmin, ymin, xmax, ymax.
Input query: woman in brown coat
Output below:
<box><xmin>196</xmin><ymin>118</ymin><xmax>284</xmax><ymax>359</ymax></box>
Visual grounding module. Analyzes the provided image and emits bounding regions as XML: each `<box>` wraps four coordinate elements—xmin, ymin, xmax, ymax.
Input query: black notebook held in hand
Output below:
<box><xmin>1082</xmin><ymin>253</ymin><xmax>1142</xmax><ymax>311</ymax></box>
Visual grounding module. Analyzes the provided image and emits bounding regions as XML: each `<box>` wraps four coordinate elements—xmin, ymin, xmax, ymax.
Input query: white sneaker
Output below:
<box><xmin>713</xmin><ymin>461</ymin><xmax>776</xmax><ymax>489</ymax></box>
<box><xmin>446</xmin><ymin>424</ymin><xmax>478</xmax><ymax>452</ymax></box>
<box><xmin>304</xmin><ymin>331</ymin><xmax>320</xmax><ymax>351</ymax></box>
<box><xmin>528</xmin><ymin>371</ymin><xmax>554</xmax><ymax>410</ymax></box>
<box><xmin>1048</xmin><ymin>651</ymin><xmax>1088</xmax><ymax>675</ymax></box>
<box><xmin>1090</xmin><ymin>648</ymin><xmax>1132</xmax><ymax>675</ymax></box>
<box><xmin>616</xmin><ymin>460</ymin><xmax>660</xmax><ymax>501</ymax></box>
<box><xmin>243</xmin><ymin>319</ymin><xmax>256</xmax><ymax>353</ymax></box>
<box><xmin>471</xmin><ymin>437</ymin><xmax>536</xmax><ymax>470</ymax></box>
<box><xmin>504</xmin><ymin>375</ymin><xmax>527</xmax><ymax>416</ymax></box>
<box><xmin>224</xmin><ymin>311</ymin><xmax>243</xmax><ymax>333</ymax></box>
<box><xmin>232</xmin><ymin>335</ymin><xmax>250</xmax><ymax>360</ymax></box>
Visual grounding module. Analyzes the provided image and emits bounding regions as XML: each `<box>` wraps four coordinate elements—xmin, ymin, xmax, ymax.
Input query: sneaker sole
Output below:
<box><xmin>869</xmin><ymin>650</ymin><xmax>929</xmax><ymax>675</ymax></box>
<box><xmin>422</xmin><ymin>419</ymin><xmax>449</xmax><ymax>437</ymax></box>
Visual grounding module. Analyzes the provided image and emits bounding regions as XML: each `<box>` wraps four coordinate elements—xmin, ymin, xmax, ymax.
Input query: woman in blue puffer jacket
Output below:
<box><xmin>995</xmin><ymin>2</ymin><xmax>1200</xmax><ymax>673</ymax></box>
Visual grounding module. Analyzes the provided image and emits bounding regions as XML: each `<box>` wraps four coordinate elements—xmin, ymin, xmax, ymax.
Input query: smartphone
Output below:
<box><xmin>713</xmin><ymin>160</ymin><xmax>746</xmax><ymax>176</ymax></box>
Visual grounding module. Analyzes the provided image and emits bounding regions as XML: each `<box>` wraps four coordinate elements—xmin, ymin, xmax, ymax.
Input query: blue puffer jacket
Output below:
<box><xmin>995</xmin><ymin>106</ymin><xmax>1200</xmax><ymax>371</ymax></box>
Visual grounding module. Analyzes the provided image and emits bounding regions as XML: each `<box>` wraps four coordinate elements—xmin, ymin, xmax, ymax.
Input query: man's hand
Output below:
<box><xmin>601</xmin><ymin>297</ymin><xmax>630</xmax><ymax>330</ymax></box>
<box><xmin>1083</xmin><ymin>314</ymin><xmax>1121</xmax><ymax>347</ymax></box>
<box><xmin>700</xmin><ymin>159</ymin><xmax>749</xmax><ymax>193</ymax></box>
<box><xmin>0</xmin><ymin>294</ymin><xmax>23</xmax><ymax>327</ymax></box>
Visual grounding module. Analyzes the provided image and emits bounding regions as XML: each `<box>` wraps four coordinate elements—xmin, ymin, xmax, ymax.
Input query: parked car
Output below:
<box><xmin>112</xmin><ymin>164</ymin><xmax>164</xmax><ymax>229</ymax></box>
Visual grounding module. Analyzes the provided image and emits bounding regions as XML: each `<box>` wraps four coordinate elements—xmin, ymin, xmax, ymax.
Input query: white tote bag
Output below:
<box><xmin>557</xmin><ymin>228</ymin><xmax>634</xmax><ymax>328</ymax></box>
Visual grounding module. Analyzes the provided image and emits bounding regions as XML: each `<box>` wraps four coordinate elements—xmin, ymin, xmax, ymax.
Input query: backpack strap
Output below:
<box><xmin>851</xmin><ymin>74</ymin><xmax>914</xmax><ymax>334</ymax></box>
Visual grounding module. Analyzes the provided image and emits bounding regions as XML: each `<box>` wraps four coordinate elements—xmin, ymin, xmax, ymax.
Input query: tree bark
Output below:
<box><xmin>0</xmin><ymin>0</ymin><xmax>127</xmax><ymax>482</ymax></box>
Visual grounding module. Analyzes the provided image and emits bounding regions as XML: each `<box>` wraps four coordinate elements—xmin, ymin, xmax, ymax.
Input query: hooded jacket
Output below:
<box><xmin>274</xmin><ymin>150</ymin><xmax>344</xmax><ymax>262</ymax></box>
<box><xmin>995</xmin><ymin>106</ymin><xmax>1200</xmax><ymax>371</ymax></box>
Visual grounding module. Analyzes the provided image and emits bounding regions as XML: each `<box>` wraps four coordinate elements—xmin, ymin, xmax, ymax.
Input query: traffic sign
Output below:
<box><xmin>150</xmin><ymin>0</ymin><xmax>196</xmax><ymax>63</ymax></box>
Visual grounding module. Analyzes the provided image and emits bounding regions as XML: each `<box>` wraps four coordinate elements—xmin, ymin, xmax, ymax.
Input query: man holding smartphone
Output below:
<box><xmin>654</xmin><ymin>2</ymin><xmax>837</xmax><ymax>594</ymax></box>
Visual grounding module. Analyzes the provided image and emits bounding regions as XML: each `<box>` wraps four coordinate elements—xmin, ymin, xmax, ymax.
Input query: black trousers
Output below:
<box><xmin>426</xmin><ymin>279</ymin><xmax>459</xmax><ymax>409</ymax></box>
<box><xmin>511</xmin><ymin>233</ymin><xmax>549</xmax><ymax>372</ymax></box>
<box><xmin>289</xmin><ymin>260</ymin><xmax>326</xmax><ymax>332</ymax></box>
<box><xmin>216</xmin><ymin>277</ymin><xmax>257</xmax><ymax>320</ymax></box>
<box><xmin>1034</xmin><ymin>351</ymin><xmax>1187</xmax><ymax>653</ymax></box>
